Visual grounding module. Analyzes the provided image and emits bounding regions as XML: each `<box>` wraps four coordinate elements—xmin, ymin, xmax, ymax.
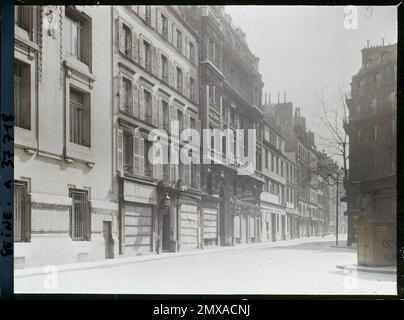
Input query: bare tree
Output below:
<box><xmin>315</xmin><ymin>83</ymin><xmax>353</xmax><ymax>246</ymax></box>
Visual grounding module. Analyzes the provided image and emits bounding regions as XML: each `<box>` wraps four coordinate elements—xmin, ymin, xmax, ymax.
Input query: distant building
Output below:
<box><xmin>260</xmin><ymin>123</ymin><xmax>289</xmax><ymax>242</ymax></box>
<box><xmin>344</xmin><ymin>42</ymin><xmax>397</xmax><ymax>247</ymax></box>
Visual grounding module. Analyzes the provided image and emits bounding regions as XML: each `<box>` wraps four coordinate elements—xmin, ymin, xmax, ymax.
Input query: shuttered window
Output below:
<box><xmin>14</xmin><ymin>181</ymin><xmax>31</xmax><ymax>242</ymax></box>
<box><xmin>123</xmin><ymin>130</ymin><xmax>134</xmax><ymax>174</ymax></box>
<box><xmin>70</xmin><ymin>189</ymin><xmax>90</xmax><ymax>241</ymax></box>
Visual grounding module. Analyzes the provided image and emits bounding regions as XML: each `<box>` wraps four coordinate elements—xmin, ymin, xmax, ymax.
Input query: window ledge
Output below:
<box><xmin>65</xmin><ymin>142</ymin><xmax>95</xmax><ymax>165</ymax></box>
<box><xmin>15</xmin><ymin>127</ymin><xmax>37</xmax><ymax>150</ymax></box>
<box><xmin>15</xmin><ymin>27</ymin><xmax>38</xmax><ymax>51</ymax></box>
<box><xmin>64</xmin><ymin>59</ymin><xmax>95</xmax><ymax>88</ymax></box>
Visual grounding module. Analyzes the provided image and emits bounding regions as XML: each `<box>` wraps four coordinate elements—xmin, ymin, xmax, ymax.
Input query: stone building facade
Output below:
<box><xmin>344</xmin><ymin>43</ymin><xmax>397</xmax><ymax>244</ymax></box>
<box><xmin>259</xmin><ymin>123</ymin><xmax>289</xmax><ymax>242</ymax></box>
<box><xmin>112</xmin><ymin>6</ymin><xmax>201</xmax><ymax>255</ymax></box>
<box><xmin>14</xmin><ymin>6</ymin><xmax>118</xmax><ymax>268</ymax></box>
<box><xmin>183</xmin><ymin>6</ymin><xmax>265</xmax><ymax>247</ymax></box>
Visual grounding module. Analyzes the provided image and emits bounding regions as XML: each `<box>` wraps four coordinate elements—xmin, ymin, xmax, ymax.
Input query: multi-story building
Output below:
<box><xmin>184</xmin><ymin>6</ymin><xmax>265</xmax><ymax>246</ymax></box>
<box><xmin>344</xmin><ymin>42</ymin><xmax>397</xmax><ymax>244</ymax></box>
<box><xmin>14</xmin><ymin>6</ymin><xmax>118</xmax><ymax>267</ymax></box>
<box><xmin>260</xmin><ymin>123</ymin><xmax>288</xmax><ymax>242</ymax></box>
<box><xmin>284</xmin><ymin>156</ymin><xmax>299</xmax><ymax>239</ymax></box>
<box><xmin>112</xmin><ymin>6</ymin><xmax>201</xmax><ymax>255</ymax></box>
<box><xmin>264</xmin><ymin>97</ymin><xmax>334</xmax><ymax>238</ymax></box>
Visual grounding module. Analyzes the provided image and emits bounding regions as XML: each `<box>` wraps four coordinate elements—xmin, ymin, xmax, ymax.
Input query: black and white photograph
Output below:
<box><xmin>5</xmin><ymin>4</ymin><xmax>398</xmax><ymax>295</ymax></box>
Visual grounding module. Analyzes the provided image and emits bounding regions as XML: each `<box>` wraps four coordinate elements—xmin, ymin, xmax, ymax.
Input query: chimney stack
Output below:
<box><xmin>284</xmin><ymin>91</ymin><xmax>286</xmax><ymax>103</ymax></box>
<box><xmin>268</xmin><ymin>92</ymin><xmax>271</xmax><ymax>104</ymax></box>
<box><xmin>277</xmin><ymin>91</ymin><xmax>280</xmax><ymax>104</ymax></box>
<box><xmin>265</xmin><ymin>93</ymin><xmax>267</xmax><ymax>104</ymax></box>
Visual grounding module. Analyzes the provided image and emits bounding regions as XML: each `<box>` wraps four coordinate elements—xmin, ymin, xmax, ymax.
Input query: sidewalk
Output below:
<box><xmin>336</xmin><ymin>264</ymin><xmax>396</xmax><ymax>275</ymax></box>
<box><xmin>15</xmin><ymin>235</ymin><xmax>334</xmax><ymax>278</ymax></box>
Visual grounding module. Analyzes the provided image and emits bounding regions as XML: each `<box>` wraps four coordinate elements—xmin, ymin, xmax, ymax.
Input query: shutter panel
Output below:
<box><xmin>151</xmin><ymin>6</ymin><xmax>156</xmax><ymax>28</ymax></box>
<box><xmin>133</xmin><ymin>81</ymin><xmax>139</xmax><ymax>118</ymax></box>
<box><xmin>139</xmin><ymin>35</ymin><xmax>144</xmax><ymax>67</ymax></box>
<box><xmin>237</xmin><ymin>130</ymin><xmax>244</xmax><ymax>163</ymax></box>
<box><xmin>196</xmin><ymin>164</ymin><xmax>200</xmax><ymax>189</ymax></box>
<box><xmin>152</xmin><ymin>45</ymin><xmax>157</xmax><ymax>75</ymax></box>
<box><xmin>119</xmin><ymin>75</ymin><xmax>124</xmax><ymax>111</ymax></box>
<box><xmin>206</xmin><ymin>84</ymin><xmax>210</xmax><ymax>107</ymax></box>
<box><xmin>169</xmin><ymin>147</ymin><xmax>177</xmax><ymax>182</ymax></box>
<box><xmin>117</xmin><ymin>128</ymin><xmax>124</xmax><ymax>175</ymax></box>
<box><xmin>132</xmin><ymin>30</ymin><xmax>138</xmax><ymax>62</ymax></box>
<box><xmin>169</xmin><ymin>61</ymin><xmax>174</xmax><ymax>87</ymax></box>
<box><xmin>134</xmin><ymin>133</ymin><xmax>145</xmax><ymax>176</ymax></box>
<box><xmin>139</xmin><ymin>87</ymin><xmax>145</xmax><ymax>120</ymax></box>
<box><xmin>220</xmin><ymin>96</ymin><xmax>223</xmax><ymax>121</ymax></box>
<box><xmin>167</xmin><ymin>18</ymin><xmax>172</xmax><ymax>43</ymax></box>
<box><xmin>152</xmin><ymin>94</ymin><xmax>158</xmax><ymax>126</ymax></box>
<box><xmin>24</xmin><ymin>191</ymin><xmax>31</xmax><ymax>242</ymax></box>
<box><xmin>183</xmin><ymin>164</ymin><xmax>190</xmax><ymax>187</ymax></box>
<box><xmin>173</xmin><ymin>64</ymin><xmax>178</xmax><ymax>90</ymax></box>
<box><xmin>184</xmin><ymin>113</ymin><xmax>190</xmax><ymax>131</ymax></box>
<box><xmin>172</xmin><ymin>24</ymin><xmax>177</xmax><ymax>47</ymax></box>
<box><xmin>185</xmin><ymin>36</ymin><xmax>189</xmax><ymax>60</ymax></box>
<box><xmin>186</xmin><ymin>72</ymin><xmax>190</xmax><ymax>98</ymax></box>
<box><xmin>195</xmin><ymin>119</ymin><xmax>201</xmax><ymax>148</ymax></box>
<box><xmin>139</xmin><ymin>137</ymin><xmax>145</xmax><ymax>176</ymax></box>
<box><xmin>169</xmin><ymin>103</ymin><xmax>176</xmax><ymax>121</ymax></box>
<box><xmin>157</xmin><ymin>97</ymin><xmax>163</xmax><ymax>128</ymax></box>
<box><xmin>156</xmin><ymin>8</ymin><xmax>162</xmax><ymax>34</ymax></box>
<box><xmin>157</xmin><ymin>49</ymin><xmax>162</xmax><ymax>79</ymax></box>
<box><xmin>133</xmin><ymin>132</ymin><xmax>140</xmax><ymax>175</ymax></box>
<box><xmin>118</xmin><ymin>19</ymin><xmax>125</xmax><ymax>54</ymax></box>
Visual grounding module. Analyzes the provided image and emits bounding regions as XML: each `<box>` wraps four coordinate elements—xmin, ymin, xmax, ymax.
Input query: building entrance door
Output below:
<box><xmin>162</xmin><ymin>211</ymin><xmax>171</xmax><ymax>252</ymax></box>
<box><xmin>271</xmin><ymin>213</ymin><xmax>276</xmax><ymax>242</ymax></box>
<box><xmin>281</xmin><ymin>215</ymin><xmax>286</xmax><ymax>240</ymax></box>
<box><xmin>103</xmin><ymin>221</ymin><xmax>114</xmax><ymax>259</ymax></box>
<box><xmin>219</xmin><ymin>187</ymin><xmax>226</xmax><ymax>246</ymax></box>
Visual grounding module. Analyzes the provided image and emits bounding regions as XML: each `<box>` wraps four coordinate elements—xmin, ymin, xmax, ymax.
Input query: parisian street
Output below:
<box><xmin>14</xmin><ymin>236</ymin><xmax>395</xmax><ymax>295</ymax></box>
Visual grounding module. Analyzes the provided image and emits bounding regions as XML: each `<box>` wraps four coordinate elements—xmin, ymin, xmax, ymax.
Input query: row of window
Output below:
<box><xmin>119</xmin><ymin>128</ymin><xmax>199</xmax><ymax>188</ymax></box>
<box><xmin>352</xmin><ymin>92</ymin><xmax>396</xmax><ymax>120</ymax></box>
<box><xmin>119</xmin><ymin>25</ymin><xmax>197</xmax><ymax>101</ymax></box>
<box><xmin>131</xmin><ymin>6</ymin><xmax>197</xmax><ymax>65</ymax></box>
<box><xmin>286</xmin><ymin>186</ymin><xmax>298</xmax><ymax>206</ymax></box>
<box><xmin>263</xmin><ymin>178</ymin><xmax>282</xmax><ymax>197</ymax></box>
<box><xmin>15</xmin><ymin>58</ymin><xmax>91</xmax><ymax>148</ymax></box>
<box><xmin>354</xmin><ymin>65</ymin><xmax>396</xmax><ymax>97</ymax></box>
<box><xmin>120</xmin><ymin>75</ymin><xmax>199</xmax><ymax>134</ymax></box>
<box><xmin>205</xmin><ymin>35</ymin><xmax>260</xmax><ymax>107</ymax></box>
<box><xmin>298</xmin><ymin>144</ymin><xmax>310</xmax><ymax>164</ymax></box>
<box><xmin>264</xmin><ymin>149</ymin><xmax>289</xmax><ymax>178</ymax></box>
<box><xmin>14</xmin><ymin>181</ymin><xmax>90</xmax><ymax>242</ymax></box>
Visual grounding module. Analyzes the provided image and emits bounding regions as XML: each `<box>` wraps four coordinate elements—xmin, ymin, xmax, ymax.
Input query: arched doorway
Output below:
<box><xmin>219</xmin><ymin>186</ymin><xmax>226</xmax><ymax>246</ymax></box>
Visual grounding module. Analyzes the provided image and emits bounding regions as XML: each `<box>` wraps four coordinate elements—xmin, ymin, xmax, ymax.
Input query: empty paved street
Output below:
<box><xmin>14</xmin><ymin>236</ymin><xmax>396</xmax><ymax>295</ymax></box>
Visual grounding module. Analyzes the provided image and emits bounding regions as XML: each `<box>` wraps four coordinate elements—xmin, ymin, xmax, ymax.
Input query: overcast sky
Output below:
<box><xmin>225</xmin><ymin>5</ymin><xmax>397</xmax><ymax>160</ymax></box>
